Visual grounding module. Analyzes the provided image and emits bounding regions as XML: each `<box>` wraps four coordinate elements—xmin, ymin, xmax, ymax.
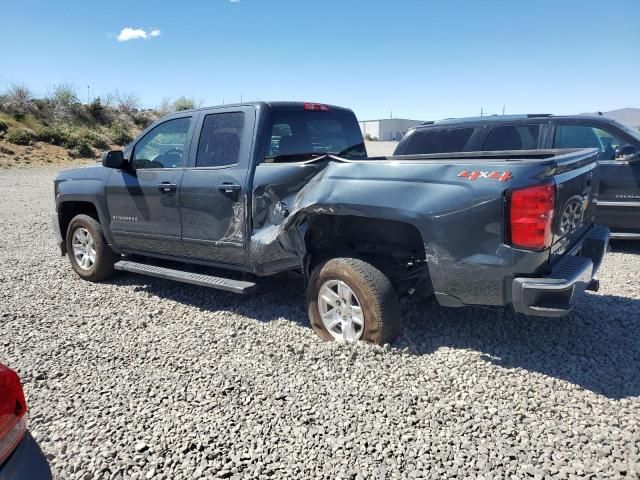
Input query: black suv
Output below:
<box><xmin>394</xmin><ymin>114</ymin><xmax>640</xmax><ymax>239</ymax></box>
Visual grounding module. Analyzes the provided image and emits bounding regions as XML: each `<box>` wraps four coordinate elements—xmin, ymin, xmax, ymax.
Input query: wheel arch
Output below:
<box><xmin>57</xmin><ymin>200</ymin><xmax>114</xmax><ymax>248</ymax></box>
<box><xmin>298</xmin><ymin>213</ymin><xmax>432</xmax><ymax>297</ymax></box>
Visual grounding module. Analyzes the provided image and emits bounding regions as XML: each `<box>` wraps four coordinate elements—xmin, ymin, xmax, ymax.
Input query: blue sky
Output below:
<box><xmin>2</xmin><ymin>0</ymin><xmax>639</xmax><ymax>121</ymax></box>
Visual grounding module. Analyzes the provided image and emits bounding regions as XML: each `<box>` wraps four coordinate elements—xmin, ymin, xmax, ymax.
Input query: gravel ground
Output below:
<box><xmin>1</xmin><ymin>167</ymin><xmax>639</xmax><ymax>480</ymax></box>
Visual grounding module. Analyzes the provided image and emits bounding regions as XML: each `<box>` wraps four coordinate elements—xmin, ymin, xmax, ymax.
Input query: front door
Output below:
<box><xmin>552</xmin><ymin>123</ymin><xmax>640</xmax><ymax>235</ymax></box>
<box><xmin>106</xmin><ymin>115</ymin><xmax>195</xmax><ymax>256</ymax></box>
<box><xmin>180</xmin><ymin>108</ymin><xmax>255</xmax><ymax>265</ymax></box>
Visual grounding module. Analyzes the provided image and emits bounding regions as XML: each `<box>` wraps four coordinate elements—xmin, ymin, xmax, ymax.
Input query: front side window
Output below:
<box><xmin>133</xmin><ymin>117</ymin><xmax>191</xmax><ymax>169</ymax></box>
<box><xmin>265</xmin><ymin>110</ymin><xmax>366</xmax><ymax>162</ymax></box>
<box><xmin>196</xmin><ymin>112</ymin><xmax>245</xmax><ymax>168</ymax></box>
<box><xmin>554</xmin><ymin>125</ymin><xmax>624</xmax><ymax>160</ymax></box>
<box><xmin>483</xmin><ymin>125</ymin><xmax>540</xmax><ymax>150</ymax></box>
<box><xmin>402</xmin><ymin>127</ymin><xmax>475</xmax><ymax>155</ymax></box>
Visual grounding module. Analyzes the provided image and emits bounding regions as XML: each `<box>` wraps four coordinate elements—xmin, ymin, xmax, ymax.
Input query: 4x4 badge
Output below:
<box><xmin>458</xmin><ymin>170</ymin><xmax>513</xmax><ymax>182</ymax></box>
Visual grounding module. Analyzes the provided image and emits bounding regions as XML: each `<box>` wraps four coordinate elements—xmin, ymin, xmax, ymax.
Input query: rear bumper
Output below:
<box><xmin>0</xmin><ymin>432</ymin><xmax>52</xmax><ymax>480</ymax></box>
<box><xmin>512</xmin><ymin>225</ymin><xmax>609</xmax><ymax>317</ymax></box>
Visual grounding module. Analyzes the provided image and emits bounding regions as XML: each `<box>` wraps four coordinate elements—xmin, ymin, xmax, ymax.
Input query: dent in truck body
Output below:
<box><xmin>248</xmin><ymin>156</ymin><xmax>563</xmax><ymax>307</ymax></box>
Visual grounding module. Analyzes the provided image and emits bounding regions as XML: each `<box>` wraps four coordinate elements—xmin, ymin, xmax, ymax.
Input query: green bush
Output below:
<box><xmin>37</xmin><ymin>126</ymin><xmax>108</xmax><ymax>151</ymax></box>
<box><xmin>132</xmin><ymin>112</ymin><xmax>153</xmax><ymax>129</ymax></box>
<box><xmin>109</xmin><ymin>122</ymin><xmax>133</xmax><ymax>146</ymax></box>
<box><xmin>37</xmin><ymin>125</ymin><xmax>70</xmax><ymax>146</ymax></box>
<box><xmin>71</xmin><ymin>128</ymin><xmax>109</xmax><ymax>150</ymax></box>
<box><xmin>87</xmin><ymin>98</ymin><xmax>107</xmax><ymax>123</ymax></box>
<box><xmin>172</xmin><ymin>96</ymin><xmax>196</xmax><ymax>111</ymax></box>
<box><xmin>0</xmin><ymin>119</ymin><xmax>7</xmax><ymax>133</ymax></box>
<box><xmin>6</xmin><ymin>128</ymin><xmax>34</xmax><ymax>145</ymax></box>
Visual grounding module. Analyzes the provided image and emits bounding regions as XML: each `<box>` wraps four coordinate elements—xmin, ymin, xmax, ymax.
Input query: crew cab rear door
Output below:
<box><xmin>106</xmin><ymin>115</ymin><xmax>195</xmax><ymax>255</ymax></box>
<box><xmin>179</xmin><ymin>106</ymin><xmax>256</xmax><ymax>265</ymax></box>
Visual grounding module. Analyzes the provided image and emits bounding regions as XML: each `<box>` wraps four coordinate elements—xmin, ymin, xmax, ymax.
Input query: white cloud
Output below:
<box><xmin>116</xmin><ymin>27</ymin><xmax>161</xmax><ymax>42</ymax></box>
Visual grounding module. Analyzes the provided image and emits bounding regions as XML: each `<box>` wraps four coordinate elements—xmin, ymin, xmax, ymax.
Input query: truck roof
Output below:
<box><xmin>421</xmin><ymin>114</ymin><xmax>614</xmax><ymax>126</ymax></box>
<box><xmin>170</xmin><ymin>101</ymin><xmax>354</xmax><ymax>115</ymax></box>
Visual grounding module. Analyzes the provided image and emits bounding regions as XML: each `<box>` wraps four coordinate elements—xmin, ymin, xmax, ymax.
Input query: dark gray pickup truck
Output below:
<box><xmin>53</xmin><ymin>102</ymin><xmax>609</xmax><ymax>345</ymax></box>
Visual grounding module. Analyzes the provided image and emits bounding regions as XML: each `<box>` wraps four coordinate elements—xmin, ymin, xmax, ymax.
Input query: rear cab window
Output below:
<box><xmin>401</xmin><ymin>127</ymin><xmax>475</xmax><ymax>155</ymax></box>
<box><xmin>264</xmin><ymin>107</ymin><xmax>366</xmax><ymax>163</ymax></box>
<box><xmin>483</xmin><ymin>124</ymin><xmax>540</xmax><ymax>150</ymax></box>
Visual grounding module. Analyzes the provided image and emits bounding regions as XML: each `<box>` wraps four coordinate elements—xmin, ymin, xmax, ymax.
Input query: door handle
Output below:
<box><xmin>218</xmin><ymin>183</ymin><xmax>241</xmax><ymax>194</ymax></box>
<box><xmin>218</xmin><ymin>183</ymin><xmax>241</xmax><ymax>201</ymax></box>
<box><xmin>158</xmin><ymin>182</ymin><xmax>177</xmax><ymax>193</ymax></box>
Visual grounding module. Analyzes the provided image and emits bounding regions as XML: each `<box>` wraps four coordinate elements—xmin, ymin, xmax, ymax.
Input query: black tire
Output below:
<box><xmin>307</xmin><ymin>257</ymin><xmax>402</xmax><ymax>345</ymax></box>
<box><xmin>65</xmin><ymin>214</ymin><xmax>117</xmax><ymax>282</ymax></box>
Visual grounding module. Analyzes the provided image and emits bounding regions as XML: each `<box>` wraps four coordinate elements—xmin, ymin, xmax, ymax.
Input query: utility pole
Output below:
<box><xmin>240</xmin><ymin>94</ymin><xmax>243</xmax><ymax>103</ymax></box>
<box><xmin>480</xmin><ymin>107</ymin><xmax>484</xmax><ymax>117</ymax></box>
<box><xmin>87</xmin><ymin>85</ymin><xmax>90</xmax><ymax>104</ymax></box>
<box><xmin>502</xmin><ymin>105</ymin><xmax>506</xmax><ymax>115</ymax></box>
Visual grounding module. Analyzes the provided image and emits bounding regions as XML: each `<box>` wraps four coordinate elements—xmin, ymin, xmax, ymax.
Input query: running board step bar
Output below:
<box><xmin>114</xmin><ymin>260</ymin><xmax>256</xmax><ymax>294</ymax></box>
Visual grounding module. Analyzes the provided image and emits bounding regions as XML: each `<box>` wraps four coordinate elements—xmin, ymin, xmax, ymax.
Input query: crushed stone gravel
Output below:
<box><xmin>0</xmin><ymin>167</ymin><xmax>639</xmax><ymax>479</ymax></box>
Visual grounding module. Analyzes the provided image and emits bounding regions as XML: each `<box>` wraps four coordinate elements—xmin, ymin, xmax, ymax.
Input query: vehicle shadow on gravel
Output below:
<box><xmin>399</xmin><ymin>291</ymin><xmax>640</xmax><ymax>400</ymax></box>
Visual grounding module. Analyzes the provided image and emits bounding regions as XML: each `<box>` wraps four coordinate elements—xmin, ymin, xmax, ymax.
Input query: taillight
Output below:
<box><xmin>507</xmin><ymin>184</ymin><xmax>555</xmax><ymax>250</ymax></box>
<box><xmin>0</xmin><ymin>365</ymin><xmax>27</xmax><ymax>466</ymax></box>
<box><xmin>303</xmin><ymin>102</ymin><xmax>330</xmax><ymax>111</ymax></box>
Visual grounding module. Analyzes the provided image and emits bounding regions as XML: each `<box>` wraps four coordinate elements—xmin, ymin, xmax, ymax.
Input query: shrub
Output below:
<box><xmin>109</xmin><ymin>121</ymin><xmax>133</xmax><ymax>146</ymax></box>
<box><xmin>365</xmin><ymin>133</ymin><xmax>378</xmax><ymax>141</ymax></box>
<box><xmin>48</xmin><ymin>83</ymin><xmax>81</xmax><ymax>123</ymax></box>
<box><xmin>132</xmin><ymin>111</ymin><xmax>154</xmax><ymax>129</ymax></box>
<box><xmin>37</xmin><ymin>126</ymin><xmax>109</xmax><ymax>150</ymax></box>
<box><xmin>0</xmin><ymin>83</ymin><xmax>35</xmax><ymax>118</ymax></box>
<box><xmin>6</xmin><ymin>128</ymin><xmax>34</xmax><ymax>145</ymax></box>
<box><xmin>157</xmin><ymin>97</ymin><xmax>173</xmax><ymax>116</ymax></box>
<box><xmin>172</xmin><ymin>96</ymin><xmax>196</xmax><ymax>112</ymax></box>
<box><xmin>37</xmin><ymin>125</ymin><xmax>70</xmax><ymax>146</ymax></box>
<box><xmin>87</xmin><ymin>97</ymin><xmax>108</xmax><ymax>123</ymax></box>
<box><xmin>0</xmin><ymin>119</ymin><xmax>7</xmax><ymax>134</ymax></box>
<box><xmin>116</xmin><ymin>91</ymin><xmax>140</xmax><ymax>113</ymax></box>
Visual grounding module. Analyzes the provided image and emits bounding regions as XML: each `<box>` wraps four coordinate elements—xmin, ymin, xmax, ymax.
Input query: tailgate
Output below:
<box><xmin>550</xmin><ymin>148</ymin><xmax>600</xmax><ymax>256</ymax></box>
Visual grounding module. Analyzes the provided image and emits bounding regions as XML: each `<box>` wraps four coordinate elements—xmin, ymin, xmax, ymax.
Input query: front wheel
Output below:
<box><xmin>307</xmin><ymin>257</ymin><xmax>402</xmax><ymax>345</ymax></box>
<box><xmin>66</xmin><ymin>214</ymin><xmax>117</xmax><ymax>282</ymax></box>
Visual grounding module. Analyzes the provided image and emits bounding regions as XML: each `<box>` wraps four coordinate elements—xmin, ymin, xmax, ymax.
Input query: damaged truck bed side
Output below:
<box><xmin>53</xmin><ymin>102</ymin><xmax>609</xmax><ymax>345</ymax></box>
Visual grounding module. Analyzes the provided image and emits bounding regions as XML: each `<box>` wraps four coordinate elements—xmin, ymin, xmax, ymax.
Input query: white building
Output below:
<box><xmin>359</xmin><ymin>118</ymin><xmax>425</xmax><ymax>142</ymax></box>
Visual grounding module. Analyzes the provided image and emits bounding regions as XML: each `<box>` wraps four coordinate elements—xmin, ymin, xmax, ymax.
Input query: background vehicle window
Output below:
<box><xmin>133</xmin><ymin>117</ymin><xmax>191</xmax><ymax>169</ymax></box>
<box><xmin>554</xmin><ymin>125</ymin><xmax>623</xmax><ymax>160</ymax></box>
<box><xmin>196</xmin><ymin>112</ymin><xmax>245</xmax><ymax>168</ymax></box>
<box><xmin>265</xmin><ymin>110</ymin><xmax>366</xmax><ymax>162</ymax></box>
<box><xmin>402</xmin><ymin>128</ymin><xmax>475</xmax><ymax>155</ymax></box>
<box><xmin>483</xmin><ymin>125</ymin><xmax>540</xmax><ymax>150</ymax></box>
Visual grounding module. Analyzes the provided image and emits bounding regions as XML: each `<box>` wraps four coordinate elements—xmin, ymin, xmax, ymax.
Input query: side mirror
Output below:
<box><xmin>102</xmin><ymin>150</ymin><xmax>127</xmax><ymax>169</ymax></box>
<box><xmin>615</xmin><ymin>145</ymin><xmax>639</xmax><ymax>162</ymax></box>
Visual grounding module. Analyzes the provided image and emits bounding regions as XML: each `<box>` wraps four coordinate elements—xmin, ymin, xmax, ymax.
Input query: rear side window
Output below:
<box><xmin>483</xmin><ymin>125</ymin><xmax>540</xmax><ymax>150</ymax></box>
<box><xmin>402</xmin><ymin>128</ymin><xmax>474</xmax><ymax>155</ymax></box>
<box><xmin>196</xmin><ymin>112</ymin><xmax>244</xmax><ymax>168</ymax></box>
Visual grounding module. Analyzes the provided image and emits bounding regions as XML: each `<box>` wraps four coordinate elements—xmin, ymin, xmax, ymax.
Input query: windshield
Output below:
<box><xmin>617</xmin><ymin>121</ymin><xmax>640</xmax><ymax>143</ymax></box>
<box><xmin>264</xmin><ymin>109</ymin><xmax>366</xmax><ymax>162</ymax></box>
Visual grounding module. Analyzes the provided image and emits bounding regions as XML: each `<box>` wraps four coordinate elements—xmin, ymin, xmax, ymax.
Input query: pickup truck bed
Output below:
<box><xmin>53</xmin><ymin>102</ymin><xmax>609</xmax><ymax>345</ymax></box>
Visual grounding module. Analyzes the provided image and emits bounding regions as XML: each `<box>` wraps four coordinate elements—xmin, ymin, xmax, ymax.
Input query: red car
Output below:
<box><xmin>0</xmin><ymin>364</ymin><xmax>51</xmax><ymax>479</ymax></box>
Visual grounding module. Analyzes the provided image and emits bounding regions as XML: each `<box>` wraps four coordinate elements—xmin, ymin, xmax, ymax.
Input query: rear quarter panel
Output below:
<box><xmin>250</xmin><ymin>157</ymin><xmax>557</xmax><ymax>306</ymax></box>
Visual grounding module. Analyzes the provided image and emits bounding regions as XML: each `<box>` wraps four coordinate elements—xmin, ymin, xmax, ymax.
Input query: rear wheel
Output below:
<box><xmin>307</xmin><ymin>257</ymin><xmax>401</xmax><ymax>345</ymax></box>
<box><xmin>66</xmin><ymin>214</ymin><xmax>117</xmax><ymax>282</ymax></box>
